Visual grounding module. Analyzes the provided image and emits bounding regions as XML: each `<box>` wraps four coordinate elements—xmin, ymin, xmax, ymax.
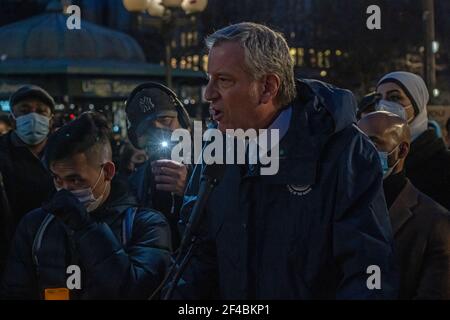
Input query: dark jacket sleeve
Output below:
<box><xmin>73</xmin><ymin>209</ymin><xmax>172</xmax><ymax>299</ymax></box>
<box><xmin>1</xmin><ymin>209</ymin><xmax>45</xmax><ymax>299</ymax></box>
<box><xmin>169</xmin><ymin>163</ymin><xmax>220</xmax><ymax>299</ymax></box>
<box><xmin>128</xmin><ymin>161</ymin><xmax>152</xmax><ymax>207</ymax></box>
<box><xmin>414</xmin><ymin>212</ymin><xmax>450</xmax><ymax>299</ymax></box>
<box><xmin>333</xmin><ymin>128</ymin><xmax>399</xmax><ymax>299</ymax></box>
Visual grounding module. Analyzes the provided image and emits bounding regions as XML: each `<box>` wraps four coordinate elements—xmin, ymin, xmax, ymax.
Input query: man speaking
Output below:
<box><xmin>174</xmin><ymin>22</ymin><xmax>398</xmax><ymax>299</ymax></box>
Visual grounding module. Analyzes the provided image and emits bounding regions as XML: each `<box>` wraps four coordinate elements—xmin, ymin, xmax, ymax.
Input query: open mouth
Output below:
<box><xmin>211</xmin><ymin>108</ymin><xmax>224</xmax><ymax>121</ymax></box>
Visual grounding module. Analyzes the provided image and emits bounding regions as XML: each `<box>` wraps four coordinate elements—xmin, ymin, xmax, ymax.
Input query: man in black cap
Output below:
<box><xmin>357</xmin><ymin>92</ymin><xmax>381</xmax><ymax>120</ymax></box>
<box><xmin>0</xmin><ymin>85</ymin><xmax>55</xmax><ymax>275</ymax></box>
<box><xmin>125</xmin><ymin>83</ymin><xmax>192</xmax><ymax>250</ymax></box>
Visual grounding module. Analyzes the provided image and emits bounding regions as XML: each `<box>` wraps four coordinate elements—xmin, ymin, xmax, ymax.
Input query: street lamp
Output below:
<box><xmin>422</xmin><ymin>0</ymin><xmax>436</xmax><ymax>102</ymax></box>
<box><xmin>432</xmin><ymin>41</ymin><xmax>439</xmax><ymax>54</ymax></box>
<box><xmin>123</xmin><ymin>0</ymin><xmax>208</xmax><ymax>89</ymax></box>
<box><xmin>123</xmin><ymin>0</ymin><xmax>149</xmax><ymax>11</ymax></box>
<box><xmin>161</xmin><ymin>0</ymin><xmax>183</xmax><ymax>7</ymax></box>
<box><xmin>147</xmin><ymin>0</ymin><xmax>165</xmax><ymax>16</ymax></box>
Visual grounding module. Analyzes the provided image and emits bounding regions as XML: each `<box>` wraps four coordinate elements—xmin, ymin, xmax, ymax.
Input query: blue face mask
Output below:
<box><xmin>14</xmin><ymin>112</ymin><xmax>50</xmax><ymax>145</ymax></box>
<box><xmin>378</xmin><ymin>145</ymin><xmax>400</xmax><ymax>179</ymax></box>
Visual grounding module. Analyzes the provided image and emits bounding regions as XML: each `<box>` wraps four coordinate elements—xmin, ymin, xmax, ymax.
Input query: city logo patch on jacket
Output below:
<box><xmin>286</xmin><ymin>184</ymin><xmax>312</xmax><ymax>196</ymax></box>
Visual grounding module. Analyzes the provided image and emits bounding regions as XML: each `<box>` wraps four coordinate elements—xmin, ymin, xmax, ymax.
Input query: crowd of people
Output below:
<box><xmin>0</xmin><ymin>22</ymin><xmax>449</xmax><ymax>300</ymax></box>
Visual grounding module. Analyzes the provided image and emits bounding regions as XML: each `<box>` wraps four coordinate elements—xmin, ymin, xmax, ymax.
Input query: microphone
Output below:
<box><xmin>178</xmin><ymin>163</ymin><xmax>226</xmax><ymax>253</ymax></box>
<box><xmin>157</xmin><ymin>163</ymin><xmax>226</xmax><ymax>300</ymax></box>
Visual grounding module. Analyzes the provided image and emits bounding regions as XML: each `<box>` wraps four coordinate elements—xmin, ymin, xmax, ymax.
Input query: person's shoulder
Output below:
<box><xmin>134</xmin><ymin>207</ymin><xmax>169</xmax><ymax>227</ymax></box>
<box><xmin>414</xmin><ymin>187</ymin><xmax>450</xmax><ymax>220</ymax></box>
<box><xmin>0</xmin><ymin>131</ymin><xmax>10</xmax><ymax>144</ymax></box>
<box><xmin>20</xmin><ymin>208</ymin><xmax>49</xmax><ymax>226</ymax></box>
<box><xmin>414</xmin><ymin>189</ymin><xmax>450</xmax><ymax>244</ymax></box>
<box><xmin>435</xmin><ymin>140</ymin><xmax>450</xmax><ymax>164</ymax></box>
<box><xmin>15</xmin><ymin>208</ymin><xmax>51</xmax><ymax>240</ymax></box>
<box><xmin>295</xmin><ymin>78</ymin><xmax>357</xmax><ymax>133</ymax></box>
<box><xmin>131</xmin><ymin>207</ymin><xmax>172</xmax><ymax>250</ymax></box>
<box><xmin>0</xmin><ymin>133</ymin><xmax>13</xmax><ymax>161</ymax></box>
<box><xmin>327</xmin><ymin>123</ymin><xmax>379</xmax><ymax>165</ymax></box>
<box><xmin>406</xmin><ymin>182</ymin><xmax>450</xmax><ymax>230</ymax></box>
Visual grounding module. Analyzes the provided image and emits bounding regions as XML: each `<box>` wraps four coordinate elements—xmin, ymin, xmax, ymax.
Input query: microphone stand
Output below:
<box><xmin>149</xmin><ymin>168</ymin><xmax>223</xmax><ymax>300</ymax></box>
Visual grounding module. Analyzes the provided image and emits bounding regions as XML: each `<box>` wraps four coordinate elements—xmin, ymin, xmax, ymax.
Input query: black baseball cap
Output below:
<box><xmin>357</xmin><ymin>91</ymin><xmax>381</xmax><ymax>118</ymax></box>
<box><xmin>126</xmin><ymin>86</ymin><xmax>178</xmax><ymax>135</ymax></box>
<box><xmin>9</xmin><ymin>85</ymin><xmax>55</xmax><ymax>113</ymax></box>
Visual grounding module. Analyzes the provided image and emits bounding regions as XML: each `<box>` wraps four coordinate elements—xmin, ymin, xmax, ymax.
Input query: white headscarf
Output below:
<box><xmin>377</xmin><ymin>71</ymin><xmax>429</xmax><ymax>141</ymax></box>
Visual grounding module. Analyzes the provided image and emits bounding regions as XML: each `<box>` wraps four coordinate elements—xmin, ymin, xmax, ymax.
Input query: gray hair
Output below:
<box><xmin>206</xmin><ymin>22</ymin><xmax>296</xmax><ymax>107</ymax></box>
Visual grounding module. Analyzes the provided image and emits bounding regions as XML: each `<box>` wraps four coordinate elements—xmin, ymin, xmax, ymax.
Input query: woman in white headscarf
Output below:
<box><xmin>376</xmin><ymin>71</ymin><xmax>450</xmax><ymax>210</ymax></box>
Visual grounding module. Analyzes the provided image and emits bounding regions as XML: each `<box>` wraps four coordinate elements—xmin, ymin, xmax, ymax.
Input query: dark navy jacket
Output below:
<box><xmin>175</xmin><ymin>79</ymin><xmax>399</xmax><ymax>299</ymax></box>
<box><xmin>129</xmin><ymin>160</ymin><xmax>184</xmax><ymax>249</ymax></box>
<box><xmin>1</xmin><ymin>179</ymin><xmax>172</xmax><ymax>300</ymax></box>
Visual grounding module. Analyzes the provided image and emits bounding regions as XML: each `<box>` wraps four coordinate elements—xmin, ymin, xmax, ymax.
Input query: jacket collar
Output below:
<box><xmin>90</xmin><ymin>177</ymin><xmax>137</xmax><ymax>225</ymax></box>
<box><xmin>7</xmin><ymin>131</ymin><xmax>46</xmax><ymax>163</ymax></box>
<box><xmin>389</xmin><ymin>179</ymin><xmax>418</xmax><ymax>235</ymax></box>
<box><xmin>261</xmin><ymin>79</ymin><xmax>356</xmax><ymax>186</ymax></box>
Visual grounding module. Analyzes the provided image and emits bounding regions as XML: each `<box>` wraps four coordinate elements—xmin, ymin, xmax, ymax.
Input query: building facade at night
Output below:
<box><xmin>1</xmin><ymin>0</ymin><xmax>449</xmax><ymax>103</ymax></box>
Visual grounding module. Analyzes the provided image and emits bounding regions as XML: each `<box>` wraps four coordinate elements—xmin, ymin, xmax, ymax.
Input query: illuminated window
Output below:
<box><xmin>289</xmin><ymin>48</ymin><xmax>297</xmax><ymax>64</ymax></box>
<box><xmin>318</xmin><ymin>51</ymin><xmax>324</xmax><ymax>68</ymax></box>
<box><xmin>297</xmin><ymin>48</ymin><xmax>304</xmax><ymax>66</ymax></box>
<box><xmin>309</xmin><ymin>49</ymin><xmax>317</xmax><ymax>67</ymax></box>
<box><xmin>180</xmin><ymin>57</ymin><xmax>186</xmax><ymax>69</ymax></box>
<box><xmin>193</xmin><ymin>32</ymin><xmax>198</xmax><ymax>45</ymax></box>
<box><xmin>193</xmin><ymin>55</ymin><xmax>199</xmax><ymax>69</ymax></box>
<box><xmin>181</xmin><ymin>33</ymin><xmax>186</xmax><ymax>48</ymax></box>
<box><xmin>336</xmin><ymin>49</ymin><xmax>343</xmax><ymax>56</ymax></box>
<box><xmin>187</xmin><ymin>32</ymin><xmax>193</xmax><ymax>46</ymax></box>
<box><xmin>0</xmin><ymin>100</ymin><xmax>10</xmax><ymax>112</ymax></box>
<box><xmin>171</xmin><ymin>58</ymin><xmax>177</xmax><ymax>68</ymax></box>
<box><xmin>202</xmin><ymin>55</ymin><xmax>208</xmax><ymax>71</ymax></box>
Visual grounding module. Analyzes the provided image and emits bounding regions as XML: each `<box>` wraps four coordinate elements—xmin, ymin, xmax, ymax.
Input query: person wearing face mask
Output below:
<box><xmin>358</xmin><ymin>111</ymin><xmax>450</xmax><ymax>299</ymax></box>
<box><xmin>0</xmin><ymin>112</ymin><xmax>172</xmax><ymax>300</ymax></box>
<box><xmin>0</xmin><ymin>85</ymin><xmax>55</xmax><ymax>276</ymax></box>
<box><xmin>125</xmin><ymin>83</ymin><xmax>192</xmax><ymax>251</ymax></box>
<box><xmin>376</xmin><ymin>71</ymin><xmax>450</xmax><ymax>210</ymax></box>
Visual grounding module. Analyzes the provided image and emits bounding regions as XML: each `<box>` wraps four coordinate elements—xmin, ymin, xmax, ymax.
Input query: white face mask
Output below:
<box><xmin>374</xmin><ymin>100</ymin><xmax>413</xmax><ymax>122</ymax></box>
<box><xmin>56</xmin><ymin>166</ymin><xmax>107</xmax><ymax>212</ymax></box>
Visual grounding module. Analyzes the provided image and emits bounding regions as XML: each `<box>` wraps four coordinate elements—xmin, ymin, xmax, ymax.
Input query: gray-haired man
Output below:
<box><xmin>175</xmin><ymin>22</ymin><xmax>398</xmax><ymax>299</ymax></box>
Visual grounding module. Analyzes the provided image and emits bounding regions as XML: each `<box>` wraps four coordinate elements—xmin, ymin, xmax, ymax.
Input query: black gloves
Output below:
<box><xmin>42</xmin><ymin>189</ymin><xmax>91</xmax><ymax>231</ymax></box>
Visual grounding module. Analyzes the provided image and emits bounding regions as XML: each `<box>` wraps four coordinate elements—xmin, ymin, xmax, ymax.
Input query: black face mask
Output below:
<box><xmin>141</xmin><ymin>127</ymin><xmax>176</xmax><ymax>161</ymax></box>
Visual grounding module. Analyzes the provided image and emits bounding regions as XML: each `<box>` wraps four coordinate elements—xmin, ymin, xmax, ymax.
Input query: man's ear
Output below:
<box><xmin>259</xmin><ymin>74</ymin><xmax>281</xmax><ymax>105</ymax></box>
<box><xmin>398</xmin><ymin>141</ymin><xmax>410</xmax><ymax>160</ymax></box>
<box><xmin>49</xmin><ymin>115</ymin><xmax>54</xmax><ymax>133</ymax></box>
<box><xmin>103</xmin><ymin>161</ymin><xmax>116</xmax><ymax>181</ymax></box>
